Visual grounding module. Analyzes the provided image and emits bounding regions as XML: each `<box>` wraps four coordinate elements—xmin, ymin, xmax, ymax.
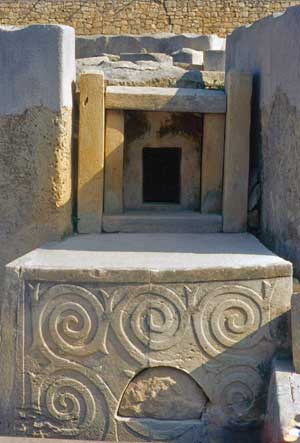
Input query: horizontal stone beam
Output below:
<box><xmin>105</xmin><ymin>86</ymin><xmax>226</xmax><ymax>113</ymax></box>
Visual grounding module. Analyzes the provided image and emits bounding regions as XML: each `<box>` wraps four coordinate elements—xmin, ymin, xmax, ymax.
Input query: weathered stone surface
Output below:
<box><xmin>103</xmin><ymin>212</ymin><xmax>222</xmax><ymax>234</ymax></box>
<box><xmin>204</xmin><ymin>50</ymin><xmax>226</xmax><ymax>71</ymax></box>
<box><xmin>223</xmin><ymin>71</ymin><xmax>252</xmax><ymax>232</ymax></box>
<box><xmin>201</xmin><ymin>114</ymin><xmax>225</xmax><ymax>213</ymax></box>
<box><xmin>76</xmin><ymin>33</ymin><xmax>225</xmax><ymax>59</ymax></box>
<box><xmin>76</xmin><ymin>57</ymin><xmax>225</xmax><ymax>89</ymax></box>
<box><xmin>120</xmin><ymin>52</ymin><xmax>173</xmax><ymax>65</ymax></box>
<box><xmin>104</xmin><ymin>110</ymin><xmax>124</xmax><ymax>215</ymax></box>
<box><xmin>106</xmin><ymin>86</ymin><xmax>226</xmax><ymax>112</ymax></box>
<box><xmin>172</xmin><ymin>48</ymin><xmax>203</xmax><ymax>65</ymax></box>
<box><xmin>0</xmin><ymin>25</ymin><xmax>75</xmax><ymax>115</ymax></box>
<box><xmin>264</xmin><ymin>359</ymin><xmax>300</xmax><ymax>443</ymax></box>
<box><xmin>7</xmin><ymin>233</ymin><xmax>292</xmax><ymax>282</ymax></box>
<box><xmin>78</xmin><ymin>72</ymin><xmax>105</xmax><ymax>233</ymax></box>
<box><xmin>4</xmin><ymin>232</ymin><xmax>292</xmax><ymax>441</ymax></box>
<box><xmin>226</xmin><ymin>5</ymin><xmax>300</xmax><ymax>273</ymax></box>
<box><xmin>292</xmin><ymin>293</ymin><xmax>300</xmax><ymax>373</ymax></box>
<box><xmin>0</xmin><ymin>25</ymin><xmax>75</xmax><ymax>291</ymax></box>
<box><xmin>119</xmin><ymin>367</ymin><xmax>207</xmax><ymax>420</ymax></box>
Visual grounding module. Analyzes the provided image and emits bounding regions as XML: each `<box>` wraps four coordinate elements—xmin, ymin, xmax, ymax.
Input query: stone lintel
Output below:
<box><xmin>105</xmin><ymin>86</ymin><xmax>226</xmax><ymax>113</ymax></box>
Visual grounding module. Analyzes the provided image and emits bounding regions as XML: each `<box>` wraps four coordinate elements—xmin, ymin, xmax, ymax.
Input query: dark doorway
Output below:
<box><xmin>143</xmin><ymin>147</ymin><xmax>181</xmax><ymax>203</ymax></box>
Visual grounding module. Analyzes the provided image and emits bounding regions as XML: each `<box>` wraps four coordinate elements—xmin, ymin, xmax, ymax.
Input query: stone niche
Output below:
<box><xmin>123</xmin><ymin>111</ymin><xmax>202</xmax><ymax>211</ymax></box>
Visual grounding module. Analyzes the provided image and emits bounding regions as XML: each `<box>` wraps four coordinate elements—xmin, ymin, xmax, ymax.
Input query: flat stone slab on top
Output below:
<box><xmin>8</xmin><ymin>233</ymin><xmax>291</xmax><ymax>283</ymax></box>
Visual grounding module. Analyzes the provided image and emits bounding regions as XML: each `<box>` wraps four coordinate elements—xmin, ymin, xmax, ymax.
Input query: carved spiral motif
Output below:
<box><xmin>39</xmin><ymin>285</ymin><xmax>108</xmax><ymax>357</ymax></box>
<box><xmin>193</xmin><ymin>285</ymin><xmax>265</xmax><ymax>356</ymax></box>
<box><xmin>41</xmin><ymin>375</ymin><xmax>96</xmax><ymax>436</ymax></box>
<box><xmin>112</xmin><ymin>285</ymin><xmax>188</xmax><ymax>363</ymax></box>
<box><xmin>214</xmin><ymin>365</ymin><xmax>263</xmax><ymax>426</ymax></box>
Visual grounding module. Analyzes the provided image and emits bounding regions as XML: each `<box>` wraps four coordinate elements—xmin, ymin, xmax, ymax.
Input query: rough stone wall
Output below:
<box><xmin>0</xmin><ymin>0</ymin><xmax>299</xmax><ymax>37</ymax></box>
<box><xmin>0</xmin><ymin>24</ymin><xmax>75</xmax><ymax>292</ymax></box>
<box><xmin>226</xmin><ymin>5</ymin><xmax>300</xmax><ymax>275</ymax></box>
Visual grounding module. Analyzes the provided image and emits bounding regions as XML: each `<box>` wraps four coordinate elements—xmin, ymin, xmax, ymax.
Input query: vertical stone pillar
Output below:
<box><xmin>223</xmin><ymin>70</ymin><xmax>252</xmax><ymax>232</ymax></box>
<box><xmin>104</xmin><ymin>110</ymin><xmax>125</xmax><ymax>215</ymax></box>
<box><xmin>78</xmin><ymin>72</ymin><xmax>105</xmax><ymax>233</ymax></box>
<box><xmin>292</xmin><ymin>293</ymin><xmax>300</xmax><ymax>373</ymax></box>
<box><xmin>0</xmin><ymin>24</ymin><xmax>75</xmax><ymax>287</ymax></box>
<box><xmin>201</xmin><ymin>113</ymin><xmax>225</xmax><ymax>214</ymax></box>
<box><xmin>0</xmin><ymin>24</ymin><xmax>75</xmax><ymax>433</ymax></box>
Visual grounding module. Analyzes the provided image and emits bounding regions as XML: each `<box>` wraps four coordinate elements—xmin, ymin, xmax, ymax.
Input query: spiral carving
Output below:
<box><xmin>112</xmin><ymin>285</ymin><xmax>188</xmax><ymax>363</ymax></box>
<box><xmin>213</xmin><ymin>365</ymin><xmax>263</xmax><ymax>426</ymax></box>
<box><xmin>40</xmin><ymin>375</ymin><xmax>96</xmax><ymax>436</ymax></box>
<box><xmin>193</xmin><ymin>285</ymin><xmax>265</xmax><ymax>357</ymax></box>
<box><xmin>39</xmin><ymin>285</ymin><xmax>108</xmax><ymax>357</ymax></box>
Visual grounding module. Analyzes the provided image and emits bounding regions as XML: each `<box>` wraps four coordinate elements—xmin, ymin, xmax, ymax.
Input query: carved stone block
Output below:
<box><xmin>4</xmin><ymin>233</ymin><xmax>292</xmax><ymax>442</ymax></box>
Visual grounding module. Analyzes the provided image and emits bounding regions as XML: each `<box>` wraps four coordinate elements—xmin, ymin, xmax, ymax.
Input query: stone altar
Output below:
<box><xmin>4</xmin><ymin>233</ymin><xmax>292</xmax><ymax>442</ymax></box>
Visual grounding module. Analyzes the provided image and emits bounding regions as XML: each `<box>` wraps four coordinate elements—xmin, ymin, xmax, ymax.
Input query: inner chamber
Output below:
<box><xmin>143</xmin><ymin>147</ymin><xmax>181</xmax><ymax>204</ymax></box>
<box><xmin>123</xmin><ymin>111</ymin><xmax>202</xmax><ymax>211</ymax></box>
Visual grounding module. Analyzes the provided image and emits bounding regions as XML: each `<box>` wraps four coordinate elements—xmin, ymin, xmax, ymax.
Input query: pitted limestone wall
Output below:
<box><xmin>0</xmin><ymin>0</ymin><xmax>299</xmax><ymax>37</ymax></box>
<box><xmin>0</xmin><ymin>25</ymin><xmax>75</xmax><ymax>295</ymax></box>
<box><xmin>226</xmin><ymin>6</ymin><xmax>300</xmax><ymax>275</ymax></box>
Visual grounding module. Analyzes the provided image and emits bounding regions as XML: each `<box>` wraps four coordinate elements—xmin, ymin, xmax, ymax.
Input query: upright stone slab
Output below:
<box><xmin>292</xmin><ymin>293</ymin><xmax>300</xmax><ymax>373</ymax></box>
<box><xmin>78</xmin><ymin>72</ymin><xmax>105</xmax><ymax>233</ymax></box>
<box><xmin>104</xmin><ymin>110</ymin><xmax>124</xmax><ymax>215</ymax></box>
<box><xmin>201</xmin><ymin>114</ymin><xmax>225</xmax><ymax>213</ymax></box>
<box><xmin>223</xmin><ymin>70</ymin><xmax>252</xmax><ymax>232</ymax></box>
<box><xmin>226</xmin><ymin>6</ymin><xmax>300</xmax><ymax>272</ymax></box>
<box><xmin>0</xmin><ymin>25</ymin><xmax>75</xmax><ymax>289</ymax></box>
<box><xmin>4</xmin><ymin>233</ymin><xmax>292</xmax><ymax>442</ymax></box>
<box><xmin>0</xmin><ymin>24</ymin><xmax>75</xmax><ymax>433</ymax></box>
<box><xmin>264</xmin><ymin>359</ymin><xmax>300</xmax><ymax>443</ymax></box>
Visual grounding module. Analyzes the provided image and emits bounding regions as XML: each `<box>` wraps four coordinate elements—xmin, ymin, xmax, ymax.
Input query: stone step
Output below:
<box><xmin>102</xmin><ymin>211</ymin><xmax>222</xmax><ymax>233</ymax></box>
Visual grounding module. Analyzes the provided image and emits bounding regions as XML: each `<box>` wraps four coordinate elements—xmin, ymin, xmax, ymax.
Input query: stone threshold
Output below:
<box><xmin>102</xmin><ymin>211</ymin><xmax>222</xmax><ymax>233</ymax></box>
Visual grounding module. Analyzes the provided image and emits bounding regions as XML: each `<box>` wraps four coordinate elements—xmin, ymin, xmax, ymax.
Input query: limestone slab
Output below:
<box><xmin>0</xmin><ymin>25</ymin><xmax>75</xmax><ymax>293</ymax></box>
<box><xmin>201</xmin><ymin>114</ymin><xmax>225</xmax><ymax>213</ymax></box>
<box><xmin>106</xmin><ymin>86</ymin><xmax>226</xmax><ymax>113</ymax></box>
<box><xmin>78</xmin><ymin>72</ymin><xmax>105</xmax><ymax>233</ymax></box>
<box><xmin>292</xmin><ymin>293</ymin><xmax>300</xmax><ymax>373</ymax></box>
<box><xmin>76</xmin><ymin>58</ymin><xmax>225</xmax><ymax>89</ymax></box>
<box><xmin>204</xmin><ymin>50</ymin><xmax>226</xmax><ymax>71</ymax></box>
<box><xmin>120</xmin><ymin>52</ymin><xmax>173</xmax><ymax>65</ymax></box>
<box><xmin>226</xmin><ymin>6</ymin><xmax>300</xmax><ymax>273</ymax></box>
<box><xmin>76</xmin><ymin>34</ymin><xmax>226</xmax><ymax>58</ymax></box>
<box><xmin>4</xmin><ymin>233</ymin><xmax>292</xmax><ymax>442</ymax></box>
<box><xmin>172</xmin><ymin>48</ymin><xmax>203</xmax><ymax>65</ymax></box>
<box><xmin>103</xmin><ymin>212</ymin><xmax>222</xmax><ymax>234</ymax></box>
<box><xmin>0</xmin><ymin>25</ymin><xmax>75</xmax><ymax>115</ymax></box>
<box><xmin>7</xmin><ymin>233</ymin><xmax>291</xmax><ymax>283</ymax></box>
<box><xmin>223</xmin><ymin>70</ymin><xmax>252</xmax><ymax>232</ymax></box>
<box><xmin>264</xmin><ymin>359</ymin><xmax>300</xmax><ymax>443</ymax></box>
<box><xmin>104</xmin><ymin>110</ymin><xmax>124</xmax><ymax>215</ymax></box>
